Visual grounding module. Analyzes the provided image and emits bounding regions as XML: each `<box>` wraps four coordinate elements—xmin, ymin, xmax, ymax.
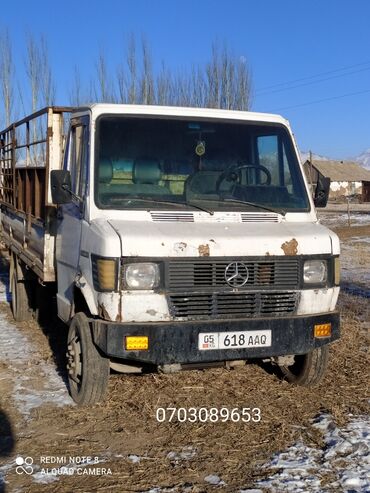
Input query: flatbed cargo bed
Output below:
<box><xmin>0</xmin><ymin>106</ymin><xmax>73</xmax><ymax>281</ymax></box>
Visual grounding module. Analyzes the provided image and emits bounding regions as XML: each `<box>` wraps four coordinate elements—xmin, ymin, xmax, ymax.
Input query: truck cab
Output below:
<box><xmin>1</xmin><ymin>104</ymin><xmax>340</xmax><ymax>405</ymax></box>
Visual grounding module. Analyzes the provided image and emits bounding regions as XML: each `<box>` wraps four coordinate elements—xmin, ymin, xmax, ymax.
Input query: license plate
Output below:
<box><xmin>198</xmin><ymin>330</ymin><xmax>271</xmax><ymax>350</ymax></box>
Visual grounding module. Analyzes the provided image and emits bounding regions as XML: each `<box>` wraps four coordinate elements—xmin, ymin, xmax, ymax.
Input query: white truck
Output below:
<box><xmin>0</xmin><ymin>104</ymin><xmax>340</xmax><ymax>405</ymax></box>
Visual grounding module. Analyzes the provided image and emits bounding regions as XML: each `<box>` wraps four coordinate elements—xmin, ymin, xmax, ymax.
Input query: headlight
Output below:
<box><xmin>124</xmin><ymin>263</ymin><xmax>160</xmax><ymax>289</ymax></box>
<box><xmin>303</xmin><ymin>260</ymin><xmax>327</xmax><ymax>284</ymax></box>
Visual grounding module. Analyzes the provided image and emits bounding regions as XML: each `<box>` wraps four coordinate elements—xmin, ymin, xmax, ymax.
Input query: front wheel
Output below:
<box><xmin>278</xmin><ymin>346</ymin><xmax>329</xmax><ymax>386</ymax></box>
<box><xmin>67</xmin><ymin>312</ymin><xmax>110</xmax><ymax>405</ymax></box>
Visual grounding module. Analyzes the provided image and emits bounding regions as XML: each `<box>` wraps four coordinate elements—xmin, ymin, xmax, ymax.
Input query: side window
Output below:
<box><xmin>283</xmin><ymin>143</ymin><xmax>293</xmax><ymax>193</ymax></box>
<box><xmin>69</xmin><ymin>125</ymin><xmax>88</xmax><ymax>197</ymax></box>
<box><xmin>257</xmin><ymin>135</ymin><xmax>290</xmax><ymax>188</ymax></box>
<box><xmin>257</xmin><ymin>135</ymin><xmax>279</xmax><ymax>185</ymax></box>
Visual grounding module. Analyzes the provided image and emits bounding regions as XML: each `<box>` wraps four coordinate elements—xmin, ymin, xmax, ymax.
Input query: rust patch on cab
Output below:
<box><xmin>281</xmin><ymin>238</ymin><xmax>298</xmax><ymax>255</ymax></box>
<box><xmin>198</xmin><ymin>244</ymin><xmax>210</xmax><ymax>257</ymax></box>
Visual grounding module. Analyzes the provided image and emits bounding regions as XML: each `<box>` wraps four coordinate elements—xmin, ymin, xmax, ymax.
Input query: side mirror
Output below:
<box><xmin>51</xmin><ymin>170</ymin><xmax>72</xmax><ymax>204</ymax></box>
<box><xmin>314</xmin><ymin>175</ymin><xmax>330</xmax><ymax>208</ymax></box>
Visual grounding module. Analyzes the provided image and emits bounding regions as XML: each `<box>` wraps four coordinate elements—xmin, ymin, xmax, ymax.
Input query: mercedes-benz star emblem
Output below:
<box><xmin>224</xmin><ymin>262</ymin><xmax>249</xmax><ymax>287</ymax></box>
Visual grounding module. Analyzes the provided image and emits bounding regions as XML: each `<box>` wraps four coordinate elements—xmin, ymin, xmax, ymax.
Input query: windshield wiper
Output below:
<box><xmin>222</xmin><ymin>198</ymin><xmax>286</xmax><ymax>216</ymax></box>
<box><xmin>191</xmin><ymin>197</ymin><xmax>286</xmax><ymax>216</ymax></box>
<box><xmin>114</xmin><ymin>196</ymin><xmax>214</xmax><ymax>215</ymax></box>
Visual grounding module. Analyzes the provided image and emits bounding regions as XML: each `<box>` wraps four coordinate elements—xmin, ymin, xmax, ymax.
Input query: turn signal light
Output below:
<box><xmin>125</xmin><ymin>336</ymin><xmax>149</xmax><ymax>351</ymax></box>
<box><xmin>314</xmin><ymin>323</ymin><xmax>332</xmax><ymax>338</ymax></box>
<box><xmin>334</xmin><ymin>257</ymin><xmax>341</xmax><ymax>285</ymax></box>
<box><xmin>96</xmin><ymin>259</ymin><xmax>117</xmax><ymax>290</ymax></box>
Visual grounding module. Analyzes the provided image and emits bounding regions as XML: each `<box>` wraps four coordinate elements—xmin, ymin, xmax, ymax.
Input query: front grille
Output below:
<box><xmin>168</xmin><ymin>291</ymin><xmax>298</xmax><ymax>319</ymax></box>
<box><xmin>260</xmin><ymin>292</ymin><xmax>298</xmax><ymax>314</ymax></box>
<box><xmin>168</xmin><ymin>259</ymin><xmax>299</xmax><ymax>290</ymax></box>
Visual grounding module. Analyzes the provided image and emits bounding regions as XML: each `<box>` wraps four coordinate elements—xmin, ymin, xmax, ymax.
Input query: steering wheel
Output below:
<box><xmin>215</xmin><ymin>163</ymin><xmax>272</xmax><ymax>191</ymax></box>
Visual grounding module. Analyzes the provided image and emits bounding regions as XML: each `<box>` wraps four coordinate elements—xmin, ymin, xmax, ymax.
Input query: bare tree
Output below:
<box><xmin>117</xmin><ymin>34</ymin><xmax>138</xmax><ymax>104</ymax></box>
<box><xmin>87</xmin><ymin>77</ymin><xmax>96</xmax><ymax>104</ymax></box>
<box><xmin>220</xmin><ymin>46</ymin><xmax>234</xmax><ymax>110</ymax></box>
<box><xmin>0</xmin><ymin>29</ymin><xmax>15</xmax><ymax>127</ymax></box>
<box><xmin>203</xmin><ymin>42</ymin><xmax>253</xmax><ymax>111</ymax></box>
<box><xmin>39</xmin><ymin>36</ymin><xmax>56</xmax><ymax>106</ymax></box>
<box><xmin>156</xmin><ymin>61</ymin><xmax>173</xmax><ymax>105</ymax></box>
<box><xmin>17</xmin><ymin>31</ymin><xmax>252</xmax><ymax>116</ymax></box>
<box><xmin>140</xmin><ymin>37</ymin><xmax>154</xmax><ymax>104</ymax></box>
<box><xmin>69</xmin><ymin>65</ymin><xmax>82</xmax><ymax>106</ymax></box>
<box><xmin>95</xmin><ymin>50</ymin><xmax>116</xmax><ymax>102</ymax></box>
<box><xmin>119</xmin><ymin>37</ymin><xmax>251</xmax><ymax>110</ymax></box>
<box><xmin>126</xmin><ymin>34</ymin><xmax>137</xmax><ymax>103</ymax></box>
<box><xmin>117</xmin><ymin>62</ymin><xmax>126</xmax><ymax>103</ymax></box>
<box><xmin>205</xmin><ymin>43</ymin><xmax>222</xmax><ymax>109</ymax></box>
<box><xmin>173</xmin><ymin>71</ymin><xmax>192</xmax><ymax>107</ymax></box>
<box><xmin>94</xmin><ymin>35</ymin><xmax>252</xmax><ymax>110</ymax></box>
<box><xmin>17</xmin><ymin>80</ymin><xmax>27</xmax><ymax>118</ymax></box>
<box><xmin>25</xmin><ymin>34</ymin><xmax>41</xmax><ymax>114</ymax></box>
<box><xmin>235</xmin><ymin>57</ymin><xmax>253</xmax><ymax>111</ymax></box>
<box><xmin>190</xmin><ymin>65</ymin><xmax>206</xmax><ymax>108</ymax></box>
<box><xmin>25</xmin><ymin>34</ymin><xmax>57</xmax><ymax>112</ymax></box>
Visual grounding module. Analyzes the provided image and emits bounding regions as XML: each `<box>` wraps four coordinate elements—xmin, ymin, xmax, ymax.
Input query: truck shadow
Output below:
<box><xmin>0</xmin><ymin>250</ymin><xmax>69</xmax><ymax>391</ymax></box>
<box><xmin>0</xmin><ymin>408</ymin><xmax>15</xmax><ymax>493</ymax></box>
<box><xmin>0</xmin><ymin>254</ymin><xmax>11</xmax><ymax>304</ymax></box>
<box><xmin>33</xmin><ymin>288</ymin><xmax>69</xmax><ymax>389</ymax></box>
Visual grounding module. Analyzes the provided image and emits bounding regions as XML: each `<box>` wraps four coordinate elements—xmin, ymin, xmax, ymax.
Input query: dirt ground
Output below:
<box><xmin>0</xmin><ymin>224</ymin><xmax>369</xmax><ymax>493</ymax></box>
<box><xmin>332</xmin><ymin>224</ymin><xmax>370</xmax><ymax>241</ymax></box>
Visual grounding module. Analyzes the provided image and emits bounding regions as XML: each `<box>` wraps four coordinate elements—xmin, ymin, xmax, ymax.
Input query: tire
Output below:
<box><xmin>67</xmin><ymin>312</ymin><xmax>110</xmax><ymax>405</ymax></box>
<box><xmin>279</xmin><ymin>346</ymin><xmax>329</xmax><ymax>386</ymax></box>
<box><xmin>10</xmin><ymin>265</ymin><xmax>33</xmax><ymax>322</ymax></box>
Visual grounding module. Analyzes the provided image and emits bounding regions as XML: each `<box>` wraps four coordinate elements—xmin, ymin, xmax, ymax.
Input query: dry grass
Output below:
<box><xmin>1</xmin><ymin>292</ymin><xmax>368</xmax><ymax>493</ymax></box>
<box><xmin>0</xmin><ymin>226</ymin><xmax>369</xmax><ymax>492</ymax></box>
<box><xmin>331</xmin><ymin>224</ymin><xmax>370</xmax><ymax>240</ymax></box>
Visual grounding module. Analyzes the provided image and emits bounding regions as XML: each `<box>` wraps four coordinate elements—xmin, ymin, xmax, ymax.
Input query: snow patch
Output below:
<box><xmin>128</xmin><ymin>454</ymin><xmax>141</xmax><ymax>464</ymax></box>
<box><xmin>299</xmin><ymin>151</ymin><xmax>330</xmax><ymax>163</ymax></box>
<box><xmin>0</xmin><ymin>271</ymin><xmax>11</xmax><ymax>303</ymax></box>
<box><xmin>318</xmin><ymin>212</ymin><xmax>370</xmax><ymax>227</ymax></box>
<box><xmin>0</xmin><ymin>310</ymin><xmax>73</xmax><ymax>419</ymax></box>
<box><xmin>340</xmin><ymin>241</ymin><xmax>370</xmax><ymax>287</ymax></box>
<box><xmin>254</xmin><ymin>414</ymin><xmax>370</xmax><ymax>492</ymax></box>
<box><xmin>167</xmin><ymin>446</ymin><xmax>196</xmax><ymax>462</ymax></box>
<box><xmin>204</xmin><ymin>474</ymin><xmax>226</xmax><ymax>486</ymax></box>
<box><xmin>0</xmin><ymin>461</ymin><xmax>14</xmax><ymax>490</ymax></box>
<box><xmin>355</xmin><ymin>148</ymin><xmax>370</xmax><ymax>170</ymax></box>
<box><xmin>239</xmin><ymin>490</ymin><xmax>264</xmax><ymax>493</ymax></box>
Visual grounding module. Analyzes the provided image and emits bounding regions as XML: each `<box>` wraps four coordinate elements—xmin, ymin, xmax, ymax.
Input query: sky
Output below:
<box><xmin>1</xmin><ymin>0</ymin><xmax>370</xmax><ymax>159</ymax></box>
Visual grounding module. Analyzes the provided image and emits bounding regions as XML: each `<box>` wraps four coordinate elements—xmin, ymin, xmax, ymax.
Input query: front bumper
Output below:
<box><xmin>91</xmin><ymin>312</ymin><xmax>340</xmax><ymax>365</ymax></box>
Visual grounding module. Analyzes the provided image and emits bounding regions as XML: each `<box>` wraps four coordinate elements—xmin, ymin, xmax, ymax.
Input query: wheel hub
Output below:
<box><xmin>67</xmin><ymin>335</ymin><xmax>82</xmax><ymax>384</ymax></box>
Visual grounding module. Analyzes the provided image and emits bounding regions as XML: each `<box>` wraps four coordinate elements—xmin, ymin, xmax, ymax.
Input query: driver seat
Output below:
<box><xmin>185</xmin><ymin>170</ymin><xmax>231</xmax><ymax>199</ymax></box>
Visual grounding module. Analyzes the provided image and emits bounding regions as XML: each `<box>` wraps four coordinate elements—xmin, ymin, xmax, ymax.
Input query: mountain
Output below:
<box><xmin>355</xmin><ymin>149</ymin><xmax>370</xmax><ymax>170</ymax></box>
<box><xmin>299</xmin><ymin>151</ymin><xmax>330</xmax><ymax>163</ymax></box>
<box><xmin>300</xmin><ymin>149</ymin><xmax>370</xmax><ymax>170</ymax></box>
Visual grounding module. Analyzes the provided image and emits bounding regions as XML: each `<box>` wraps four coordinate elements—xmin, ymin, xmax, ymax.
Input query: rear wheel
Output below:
<box><xmin>10</xmin><ymin>260</ymin><xmax>33</xmax><ymax>322</ymax></box>
<box><xmin>67</xmin><ymin>312</ymin><xmax>110</xmax><ymax>405</ymax></box>
<box><xmin>278</xmin><ymin>346</ymin><xmax>329</xmax><ymax>386</ymax></box>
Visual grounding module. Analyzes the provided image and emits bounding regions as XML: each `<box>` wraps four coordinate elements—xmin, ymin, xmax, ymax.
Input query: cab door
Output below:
<box><xmin>55</xmin><ymin>116</ymin><xmax>89</xmax><ymax>322</ymax></box>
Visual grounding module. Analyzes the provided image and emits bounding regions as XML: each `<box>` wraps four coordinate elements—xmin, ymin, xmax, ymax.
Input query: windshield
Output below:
<box><xmin>95</xmin><ymin>116</ymin><xmax>309</xmax><ymax>212</ymax></box>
